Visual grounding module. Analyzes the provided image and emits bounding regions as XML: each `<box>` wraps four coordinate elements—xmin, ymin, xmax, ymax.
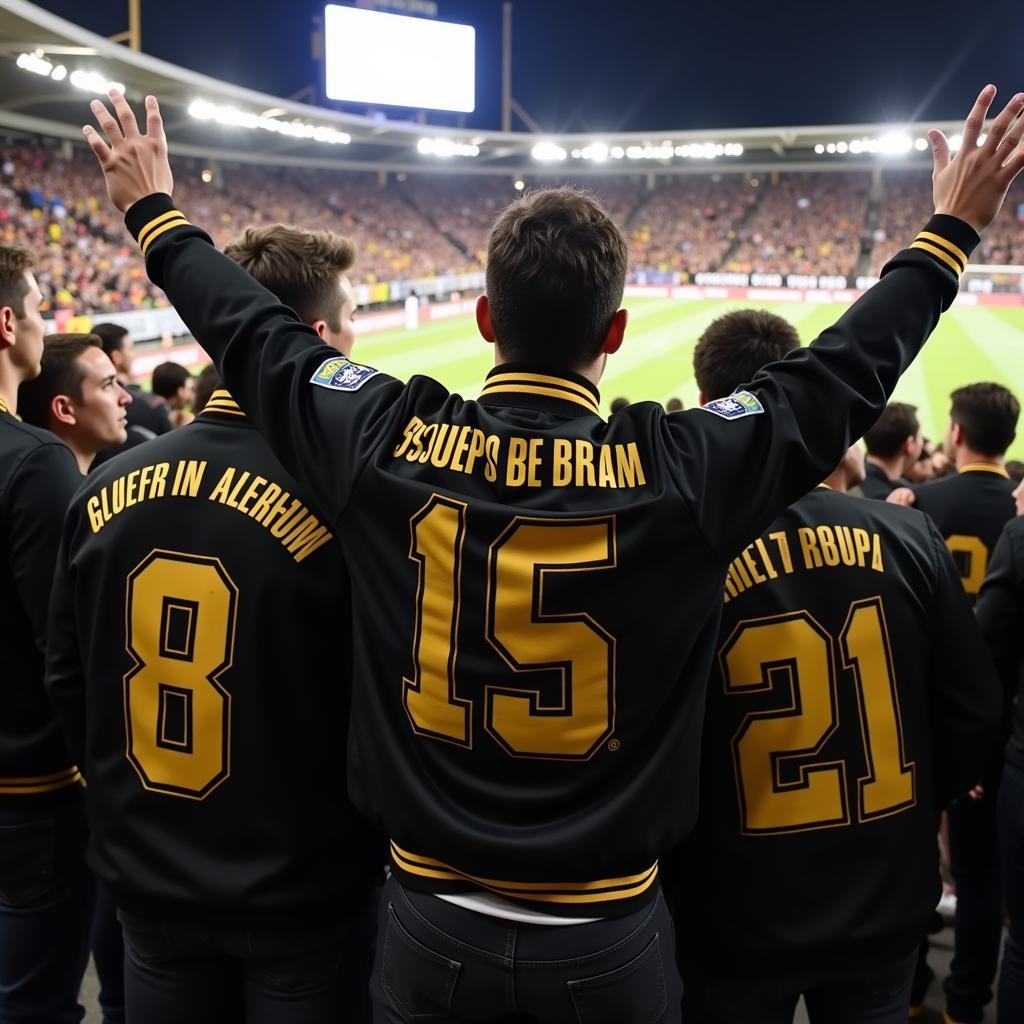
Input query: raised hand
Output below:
<box><xmin>83</xmin><ymin>92</ymin><xmax>174</xmax><ymax>214</ymax></box>
<box><xmin>930</xmin><ymin>85</ymin><xmax>1024</xmax><ymax>233</ymax></box>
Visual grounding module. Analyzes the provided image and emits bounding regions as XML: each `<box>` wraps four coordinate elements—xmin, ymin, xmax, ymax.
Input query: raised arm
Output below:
<box><xmin>663</xmin><ymin>86</ymin><xmax>1024</xmax><ymax>557</ymax></box>
<box><xmin>83</xmin><ymin>95</ymin><xmax>407</xmax><ymax>520</ymax></box>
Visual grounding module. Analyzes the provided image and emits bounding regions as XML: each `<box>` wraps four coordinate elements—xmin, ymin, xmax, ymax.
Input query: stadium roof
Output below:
<box><xmin>0</xmin><ymin>0</ymin><xmax>962</xmax><ymax>176</ymax></box>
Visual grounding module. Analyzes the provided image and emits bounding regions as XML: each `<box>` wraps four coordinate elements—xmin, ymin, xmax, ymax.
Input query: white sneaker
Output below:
<box><xmin>936</xmin><ymin>891</ymin><xmax>957</xmax><ymax>919</ymax></box>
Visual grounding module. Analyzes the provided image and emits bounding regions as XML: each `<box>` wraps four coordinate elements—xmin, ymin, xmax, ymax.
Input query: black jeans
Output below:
<box><xmin>997</xmin><ymin>762</ymin><xmax>1024</xmax><ymax>1024</ymax></box>
<box><xmin>120</xmin><ymin>906</ymin><xmax>375</xmax><ymax>1024</ymax></box>
<box><xmin>945</xmin><ymin>772</ymin><xmax>1005</xmax><ymax>1022</ymax></box>
<box><xmin>698</xmin><ymin>950</ymin><xmax>918</xmax><ymax>1024</ymax></box>
<box><xmin>0</xmin><ymin>795</ymin><xmax>94</xmax><ymax>1024</ymax></box>
<box><xmin>372</xmin><ymin>875</ymin><xmax>682</xmax><ymax>1023</ymax></box>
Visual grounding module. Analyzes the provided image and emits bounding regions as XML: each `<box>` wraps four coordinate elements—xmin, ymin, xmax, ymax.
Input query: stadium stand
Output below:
<box><xmin>4</xmin><ymin>137</ymin><xmax>1024</xmax><ymax>315</ymax></box>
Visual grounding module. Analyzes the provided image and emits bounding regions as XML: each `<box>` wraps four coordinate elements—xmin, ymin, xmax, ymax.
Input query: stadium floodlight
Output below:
<box><xmin>70</xmin><ymin>69</ymin><xmax>126</xmax><ymax>95</ymax></box>
<box><xmin>531</xmin><ymin>142</ymin><xmax>568</xmax><ymax>162</ymax></box>
<box><xmin>187</xmin><ymin>99</ymin><xmax>351</xmax><ymax>145</ymax></box>
<box><xmin>17</xmin><ymin>52</ymin><xmax>125</xmax><ymax>93</ymax></box>
<box><xmin>513</xmin><ymin>180</ymin><xmax>526</xmax><ymax>191</ymax></box>
<box><xmin>610</xmin><ymin>146</ymin><xmax>625</xmax><ymax>159</ymax></box>
<box><xmin>417</xmin><ymin>137</ymin><xmax>480</xmax><ymax>158</ymax></box>
<box><xmin>814</xmin><ymin>143</ymin><xmax>825</xmax><ymax>154</ymax></box>
<box><xmin>581</xmin><ymin>143</ymin><xmax>610</xmax><ymax>162</ymax></box>
<box><xmin>914</xmin><ymin>138</ymin><xmax>929</xmax><ymax>151</ymax></box>
<box><xmin>16</xmin><ymin>51</ymin><xmax>52</xmax><ymax>76</ymax></box>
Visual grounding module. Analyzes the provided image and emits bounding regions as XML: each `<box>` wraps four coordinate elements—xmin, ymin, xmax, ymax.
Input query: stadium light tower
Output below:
<box><xmin>109</xmin><ymin>0</ymin><xmax>142</xmax><ymax>52</ymax></box>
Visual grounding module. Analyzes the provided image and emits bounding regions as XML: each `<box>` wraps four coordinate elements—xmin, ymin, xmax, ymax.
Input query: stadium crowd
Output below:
<box><xmin>6</xmin><ymin>138</ymin><xmax>1024</xmax><ymax>317</ymax></box>
<box><xmin>2</xmin><ymin>79</ymin><xmax>1024</xmax><ymax>1024</ymax></box>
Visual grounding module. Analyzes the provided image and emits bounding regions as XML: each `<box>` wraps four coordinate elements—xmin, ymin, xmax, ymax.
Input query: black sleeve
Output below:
<box><xmin>5</xmin><ymin>442</ymin><xmax>81</xmax><ymax>656</ymax></box>
<box><xmin>44</xmin><ymin>520</ymin><xmax>85</xmax><ymax>767</ymax></box>
<box><xmin>977</xmin><ymin>522</ymin><xmax>1024</xmax><ymax>707</ymax></box>
<box><xmin>662</xmin><ymin>215</ymin><xmax>979</xmax><ymax>557</ymax></box>
<box><xmin>123</xmin><ymin>195</ymin><xmax>406</xmax><ymax>521</ymax></box>
<box><xmin>926</xmin><ymin>517</ymin><xmax>1002</xmax><ymax>806</ymax></box>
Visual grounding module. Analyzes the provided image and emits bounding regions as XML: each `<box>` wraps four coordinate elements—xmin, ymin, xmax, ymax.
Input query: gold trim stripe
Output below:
<box><xmin>141</xmin><ymin>218</ymin><xmax>189</xmax><ymax>257</ymax></box>
<box><xmin>0</xmin><ymin>767</ymin><xmax>82</xmax><ymax>795</ymax></box>
<box><xmin>479</xmin><ymin>383</ymin><xmax>600</xmax><ymax>416</ymax></box>
<box><xmin>0</xmin><ymin>396</ymin><xmax>8</xmax><ymax>414</ymax></box>
<box><xmin>916</xmin><ymin>231</ymin><xmax>969</xmax><ymax>270</ymax></box>
<box><xmin>960</xmin><ymin>462</ymin><xmax>1010</xmax><ymax>478</ymax></box>
<box><xmin>391</xmin><ymin>842</ymin><xmax>658</xmax><ymax>905</ymax></box>
<box><xmin>137</xmin><ymin>210</ymin><xmax>185</xmax><ymax>250</ymax></box>
<box><xmin>203</xmin><ymin>406</ymin><xmax>246</xmax><ymax>417</ymax></box>
<box><xmin>911</xmin><ymin>240</ymin><xmax>963</xmax><ymax>276</ymax></box>
<box><xmin>485</xmin><ymin>371</ymin><xmax>598</xmax><ymax>403</ymax></box>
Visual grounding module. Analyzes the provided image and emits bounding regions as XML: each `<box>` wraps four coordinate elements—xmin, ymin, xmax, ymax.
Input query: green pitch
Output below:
<box><xmin>353</xmin><ymin>298</ymin><xmax>1024</xmax><ymax>461</ymax></box>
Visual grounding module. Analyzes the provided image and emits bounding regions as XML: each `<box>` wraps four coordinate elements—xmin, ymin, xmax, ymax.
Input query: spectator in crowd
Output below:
<box><xmin>975</xmin><ymin>472</ymin><xmax>1024</xmax><ymax>1023</ymax></box>
<box><xmin>861</xmin><ymin>402</ymin><xmax>923</xmax><ymax>499</ymax></box>
<box><xmin>907</xmin><ymin>438</ymin><xmax>938</xmax><ymax>484</ymax></box>
<box><xmin>1006</xmin><ymin>459</ymin><xmax>1024</xmax><ymax>483</ymax></box>
<box><xmin>909</xmin><ymin>382</ymin><xmax>1019</xmax><ymax>1022</ymax></box>
<box><xmin>610</xmin><ymin>396</ymin><xmax>630</xmax><ymax>414</ymax></box>
<box><xmin>90</xmin><ymin>322</ymin><xmax>170</xmax><ymax>467</ymax></box>
<box><xmin>665</xmin><ymin>397</ymin><xmax>684</xmax><ymax>412</ymax></box>
<box><xmin>0</xmin><ymin>243</ymin><xmax>95</xmax><ymax>1022</ymax></box>
<box><xmin>678</xmin><ymin>307</ymin><xmax>998</xmax><ymax>1024</ymax></box>
<box><xmin>222</xmin><ymin>225</ymin><xmax>359</xmax><ymax>356</ymax></box>
<box><xmin>150</xmin><ymin>361</ymin><xmax>194</xmax><ymax>428</ymax></box>
<box><xmin>18</xmin><ymin>333</ymin><xmax>131</xmax><ymax>473</ymax></box>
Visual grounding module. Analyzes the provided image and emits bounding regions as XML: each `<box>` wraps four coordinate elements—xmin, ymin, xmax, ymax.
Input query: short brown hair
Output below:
<box><xmin>863</xmin><ymin>402</ymin><xmax>920</xmax><ymax>458</ymax></box>
<box><xmin>485</xmin><ymin>187</ymin><xmax>628</xmax><ymax>368</ymax></box>
<box><xmin>950</xmin><ymin>383</ymin><xmax>1019</xmax><ymax>457</ymax></box>
<box><xmin>193</xmin><ymin>364</ymin><xmax>220</xmax><ymax>414</ymax></box>
<box><xmin>0</xmin><ymin>244</ymin><xmax>36</xmax><ymax>318</ymax></box>
<box><xmin>693</xmin><ymin>309</ymin><xmax>801</xmax><ymax>400</ymax></box>
<box><xmin>18</xmin><ymin>334</ymin><xmax>101</xmax><ymax>429</ymax></box>
<box><xmin>224</xmin><ymin>225</ymin><xmax>356</xmax><ymax>331</ymax></box>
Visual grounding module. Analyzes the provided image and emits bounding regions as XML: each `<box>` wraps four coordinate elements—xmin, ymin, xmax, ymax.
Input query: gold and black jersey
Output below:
<box><xmin>681</xmin><ymin>488</ymin><xmax>999</xmax><ymax>978</ymax></box>
<box><xmin>46</xmin><ymin>393</ymin><xmax>383</xmax><ymax>926</ymax></box>
<box><xmin>126</xmin><ymin>192</ymin><xmax>978</xmax><ymax>915</ymax></box>
<box><xmin>0</xmin><ymin>400</ymin><xmax>83</xmax><ymax>804</ymax></box>
<box><xmin>913</xmin><ymin>464</ymin><xmax>1016</xmax><ymax>602</ymax></box>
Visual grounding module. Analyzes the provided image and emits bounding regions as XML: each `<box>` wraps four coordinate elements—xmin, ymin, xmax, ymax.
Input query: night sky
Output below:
<box><xmin>30</xmin><ymin>0</ymin><xmax>1024</xmax><ymax>132</ymax></box>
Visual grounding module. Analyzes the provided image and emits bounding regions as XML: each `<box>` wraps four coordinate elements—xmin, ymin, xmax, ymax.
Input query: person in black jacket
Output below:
<box><xmin>82</xmin><ymin>84</ymin><xmax>1024</xmax><ymax>1023</ymax></box>
<box><xmin>975</xmin><ymin>516</ymin><xmax>1024</xmax><ymax>1024</ymax></box>
<box><xmin>677</xmin><ymin>308</ymin><xmax>999</xmax><ymax>1024</ymax></box>
<box><xmin>46</xmin><ymin>225</ymin><xmax>382</xmax><ymax>1024</ymax></box>
<box><xmin>0</xmin><ymin>244</ymin><xmax>93</xmax><ymax>1022</ymax></box>
<box><xmin>91</xmin><ymin>321</ymin><xmax>171</xmax><ymax>467</ymax></box>
<box><xmin>861</xmin><ymin>401</ymin><xmax>923</xmax><ymax>499</ymax></box>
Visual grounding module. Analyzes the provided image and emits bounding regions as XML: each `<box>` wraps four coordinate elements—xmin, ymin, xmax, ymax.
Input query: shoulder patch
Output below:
<box><xmin>701</xmin><ymin>389</ymin><xmax>764</xmax><ymax>421</ymax></box>
<box><xmin>310</xmin><ymin>357</ymin><xmax>380</xmax><ymax>392</ymax></box>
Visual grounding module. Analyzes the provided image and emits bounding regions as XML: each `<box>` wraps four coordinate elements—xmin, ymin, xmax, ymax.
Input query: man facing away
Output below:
<box><xmin>82</xmin><ymin>84</ymin><xmax>1024</xmax><ymax>1022</ymax></box>
<box><xmin>0</xmin><ymin>245</ymin><xmax>93</xmax><ymax>1022</ymax></box>
<box><xmin>902</xmin><ymin>381</ymin><xmax>1020</xmax><ymax>1024</ymax></box>
<box><xmin>45</xmin><ymin>224</ymin><xmax>382</xmax><ymax>1024</ymax></box>
<box><xmin>674</xmin><ymin>309</ymin><xmax>999</xmax><ymax>1024</ymax></box>
<box><xmin>861</xmin><ymin>401</ymin><xmax>923</xmax><ymax>499</ymax></box>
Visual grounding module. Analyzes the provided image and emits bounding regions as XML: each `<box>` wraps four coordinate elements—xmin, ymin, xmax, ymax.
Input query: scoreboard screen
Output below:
<box><xmin>324</xmin><ymin>5</ymin><xmax>476</xmax><ymax>113</ymax></box>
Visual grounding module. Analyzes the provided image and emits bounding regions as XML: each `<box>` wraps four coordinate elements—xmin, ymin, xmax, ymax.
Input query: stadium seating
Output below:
<box><xmin>4</xmin><ymin>137</ymin><xmax>1023</xmax><ymax>314</ymax></box>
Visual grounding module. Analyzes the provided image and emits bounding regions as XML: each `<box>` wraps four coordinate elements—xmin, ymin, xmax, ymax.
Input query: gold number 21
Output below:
<box><xmin>403</xmin><ymin>494</ymin><xmax>616</xmax><ymax>760</ymax></box>
<box><xmin>720</xmin><ymin>598</ymin><xmax>915</xmax><ymax>835</ymax></box>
